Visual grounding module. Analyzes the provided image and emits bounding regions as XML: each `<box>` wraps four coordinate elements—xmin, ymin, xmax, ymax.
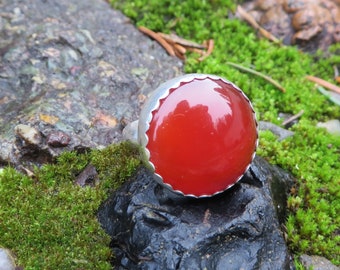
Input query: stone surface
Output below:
<box><xmin>0</xmin><ymin>248</ymin><xmax>16</xmax><ymax>270</ymax></box>
<box><xmin>300</xmin><ymin>254</ymin><xmax>340</xmax><ymax>270</ymax></box>
<box><xmin>98</xmin><ymin>156</ymin><xmax>295</xmax><ymax>269</ymax></box>
<box><xmin>317</xmin><ymin>119</ymin><xmax>340</xmax><ymax>135</ymax></box>
<box><xmin>0</xmin><ymin>0</ymin><xmax>183</xmax><ymax>169</ymax></box>
<box><xmin>259</xmin><ymin>121</ymin><xmax>295</xmax><ymax>141</ymax></box>
<box><xmin>74</xmin><ymin>163</ymin><xmax>99</xmax><ymax>187</ymax></box>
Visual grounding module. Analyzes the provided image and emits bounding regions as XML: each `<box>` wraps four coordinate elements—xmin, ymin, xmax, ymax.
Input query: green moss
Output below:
<box><xmin>0</xmin><ymin>141</ymin><xmax>141</xmax><ymax>269</ymax></box>
<box><xmin>111</xmin><ymin>0</ymin><xmax>340</xmax><ymax>266</ymax></box>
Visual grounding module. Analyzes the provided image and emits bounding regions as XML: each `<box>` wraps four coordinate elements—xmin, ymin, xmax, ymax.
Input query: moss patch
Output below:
<box><xmin>111</xmin><ymin>0</ymin><xmax>340</xmax><ymax>266</ymax></box>
<box><xmin>0</xmin><ymin>142</ymin><xmax>141</xmax><ymax>269</ymax></box>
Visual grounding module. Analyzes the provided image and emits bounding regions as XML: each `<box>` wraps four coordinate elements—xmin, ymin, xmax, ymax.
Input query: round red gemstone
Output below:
<box><xmin>144</xmin><ymin>76</ymin><xmax>258</xmax><ymax>197</ymax></box>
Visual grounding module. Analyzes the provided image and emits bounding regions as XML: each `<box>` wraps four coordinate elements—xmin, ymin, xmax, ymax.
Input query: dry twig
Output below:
<box><xmin>138</xmin><ymin>26</ymin><xmax>213</xmax><ymax>61</ymax></box>
<box><xmin>198</xmin><ymin>39</ymin><xmax>214</xmax><ymax>62</ymax></box>
<box><xmin>138</xmin><ymin>26</ymin><xmax>175</xmax><ymax>56</ymax></box>
<box><xmin>333</xmin><ymin>65</ymin><xmax>340</xmax><ymax>83</ymax></box>
<box><xmin>236</xmin><ymin>5</ymin><xmax>280</xmax><ymax>44</ymax></box>
<box><xmin>158</xmin><ymin>32</ymin><xmax>206</xmax><ymax>49</ymax></box>
<box><xmin>281</xmin><ymin>110</ymin><xmax>304</xmax><ymax>126</ymax></box>
<box><xmin>226</xmin><ymin>62</ymin><xmax>286</xmax><ymax>92</ymax></box>
<box><xmin>306</xmin><ymin>75</ymin><xmax>340</xmax><ymax>94</ymax></box>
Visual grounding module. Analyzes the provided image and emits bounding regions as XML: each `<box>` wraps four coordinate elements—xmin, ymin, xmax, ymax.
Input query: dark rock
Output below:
<box><xmin>46</xmin><ymin>131</ymin><xmax>71</xmax><ymax>147</ymax></box>
<box><xmin>0</xmin><ymin>0</ymin><xmax>183</xmax><ymax>169</ymax></box>
<box><xmin>97</xmin><ymin>156</ymin><xmax>295</xmax><ymax>270</ymax></box>
<box><xmin>248</xmin><ymin>156</ymin><xmax>295</xmax><ymax>225</ymax></box>
<box><xmin>75</xmin><ymin>163</ymin><xmax>99</xmax><ymax>187</ymax></box>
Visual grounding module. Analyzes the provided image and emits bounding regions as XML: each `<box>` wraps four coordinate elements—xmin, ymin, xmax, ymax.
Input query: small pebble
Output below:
<box><xmin>14</xmin><ymin>124</ymin><xmax>41</xmax><ymax>145</ymax></box>
<box><xmin>300</xmin><ymin>254</ymin><xmax>339</xmax><ymax>270</ymax></box>
<box><xmin>0</xmin><ymin>248</ymin><xmax>16</xmax><ymax>270</ymax></box>
<box><xmin>47</xmin><ymin>131</ymin><xmax>71</xmax><ymax>147</ymax></box>
<box><xmin>122</xmin><ymin>120</ymin><xmax>139</xmax><ymax>143</ymax></box>
<box><xmin>317</xmin><ymin>119</ymin><xmax>340</xmax><ymax>136</ymax></box>
<box><xmin>259</xmin><ymin>121</ymin><xmax>295</xmax><ymax>141</ymax></box>
<box><xmin>75</xmin><ymin>164</ymin><xmax>99</xmax><ymax>187</ymax></box>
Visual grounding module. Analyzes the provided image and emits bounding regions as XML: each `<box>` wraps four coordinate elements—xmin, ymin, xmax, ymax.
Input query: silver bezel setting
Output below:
<box><xmin>138</xmin><ymin>74</ymin><xmax>259</xmax><ymax>198</ymax></box>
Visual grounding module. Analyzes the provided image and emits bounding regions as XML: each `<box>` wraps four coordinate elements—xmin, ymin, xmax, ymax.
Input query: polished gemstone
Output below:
<box><xmin>146</xmin><ymin>77</ymin><xmax>257</xmax><ymax>197</ymax></box>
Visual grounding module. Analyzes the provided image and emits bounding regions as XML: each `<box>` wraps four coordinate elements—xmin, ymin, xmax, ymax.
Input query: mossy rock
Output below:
<box><xmin>0</xmin><ymin>142</ymin><xmax>142</xmax><ymax>269</ymax></box>
<box><xmin>110</xmin><ymin>0</ymin><xmax>340</xmax><ymax>266</ymax></box>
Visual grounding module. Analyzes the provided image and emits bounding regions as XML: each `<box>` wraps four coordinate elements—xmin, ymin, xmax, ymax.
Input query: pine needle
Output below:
<box><xmin>306</xmin><ymin>75</ymin><xmax>340</xmax><ymax>94</ymax></box>
<box><xmin>226</xmin><ymin>62</ymin><xmax>286</xmax><ymax>92</ymax></box>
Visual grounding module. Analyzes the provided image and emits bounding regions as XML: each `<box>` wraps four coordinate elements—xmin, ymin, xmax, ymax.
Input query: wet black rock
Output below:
<box><xmin>98</xmin><ymin>156</ymin><xmax>295</xmax><ymax>270</ymax></box>
<box><xmin>0</xmin><ymin>0</ymin><xmax>182</xmax><ymax>169</ymax></box>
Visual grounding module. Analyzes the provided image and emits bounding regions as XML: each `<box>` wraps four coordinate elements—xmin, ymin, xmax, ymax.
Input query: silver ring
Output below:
<box><xmin>138</xmin><ymin>74</ymin><xmax>258</xmax><ymax>198</ymax></box>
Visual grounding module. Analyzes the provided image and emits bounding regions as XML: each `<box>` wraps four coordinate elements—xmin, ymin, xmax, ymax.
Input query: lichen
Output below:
<box><xmin>111</xmin><ymin>0</ymin><xmax>340</xmax><ymax>266</ymax></box>
<box><xmin>0</xmin><ymin>141</ymin><xmax>141</xmax><ymax>269</ymax></box>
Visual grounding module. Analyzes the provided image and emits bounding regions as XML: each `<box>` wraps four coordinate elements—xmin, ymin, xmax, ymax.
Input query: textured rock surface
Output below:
<box><xmin>0</xmin><ymin>248</ymin><xmax>16</xmax><ymax>270</ymax></box>
<box><xmin>300</xmin><ymin>254</ymin><xmax>340</xmax><ymax>270</ymax></box>
<box><xmin>317</xmin><ymin>119</ymin><xmax>340</xmax><ymax>135</ymax></box>
<box><xmin>258</xmin><ymin>121</ymin><xmax>295</xmax><ymax>141</ymax></box>
<box><xmin>0</xmin><ymin>0</ymin><xmax>182</xmax><ymax>169</ymax></box>
<box><xmin>98</xmin><ymin>156</ymin><xmax>295</xmax><ymax>270</ymax></box>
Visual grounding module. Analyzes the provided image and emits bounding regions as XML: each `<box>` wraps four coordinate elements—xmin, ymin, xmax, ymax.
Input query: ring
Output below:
<box><xmin>138</xmin><ymin>74</ymin><xmax>258</xmax><ymax>198</ymax></box>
